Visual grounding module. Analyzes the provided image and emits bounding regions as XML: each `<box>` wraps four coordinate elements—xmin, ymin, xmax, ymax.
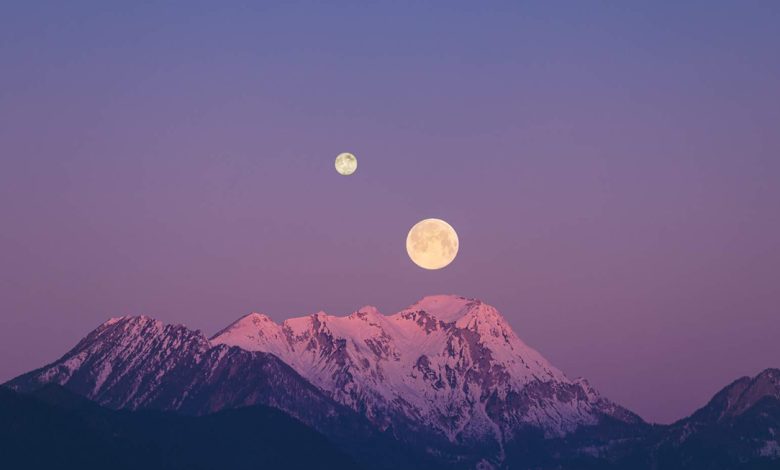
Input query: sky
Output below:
<box><xmin>1</xmin><ymin>1</ymin><xmax>778</xmax><ymax>424</ymax></box>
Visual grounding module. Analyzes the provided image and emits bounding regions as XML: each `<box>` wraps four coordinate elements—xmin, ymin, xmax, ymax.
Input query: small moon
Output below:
<box><xmin>335</xmin><ymin>152</ymin><xmax>357</xmax><ymax>176</ymax></box>
<box><xmin>406</xmin><ymin>218</ymin><xmax>459</xmax><ymax>270</ymax></box>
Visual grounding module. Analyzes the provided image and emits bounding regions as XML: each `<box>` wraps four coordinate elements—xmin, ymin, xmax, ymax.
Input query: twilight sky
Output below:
<box><xmin>1</xmin><ymin>1</ymin><xmax>778</xmax><ymax>424</ymax></box>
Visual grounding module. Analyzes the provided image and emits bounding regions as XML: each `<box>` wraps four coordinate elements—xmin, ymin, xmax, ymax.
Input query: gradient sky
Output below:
<box><xmin>1</xmin><ymin>1</ymin><xmax>778</xmax><ymax>424</ymax></box>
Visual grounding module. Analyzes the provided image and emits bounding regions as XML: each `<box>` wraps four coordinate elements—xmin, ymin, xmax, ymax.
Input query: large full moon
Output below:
<box><xmin>406</xmin><ymin>218</ymin><xmax>459</xmax><ymax>270</ymax></box>
<box><xmin>335</xmin><ymin>152</ymin><xmax>357</xmax><ymax>175</ymax></box>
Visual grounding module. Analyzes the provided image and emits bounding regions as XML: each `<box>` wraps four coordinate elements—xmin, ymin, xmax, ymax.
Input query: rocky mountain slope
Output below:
<box><xmin>212</xmin><ymin>295</ymin><xmax>641</xmax><ymax>452</ymax></box>
<box><xmin>6</xmin><ymin>367</ymin><xmax>779</xmax><ymax>469</ymax></box>
<box><xmin>5</xmin><ymin>315</ymin><xmax>433</xmax><ymax>469</ymax></box>
<box><xmin>633</xmin><ymin>368</ymin><xmax>780</xmax><ymax>469</ymax></box>
<box><xmin>8</xmin><ymin>315</ymin><xmax>347</xmax><ymax>418</ymax></box>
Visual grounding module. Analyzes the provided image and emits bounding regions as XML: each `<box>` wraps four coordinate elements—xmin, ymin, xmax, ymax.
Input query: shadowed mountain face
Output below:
<box><xmin>6</xmin><ymin>316</ymin><xmax>360</xmax><ymax>432</ymax></box>
<box><xmin>0</xmin><ymin>385</ymin><xmax>363</xmax><ymax>470</ymax></box>
<box><xmin>633</xmin><ymin>369</ymin><xmax>780</xmax><ymax>470</ymax></box>
<box><xmin>4</xmin><ymin>373</ymin><xmax>780</xmax><ymax>470</ymax></box>
<box><xmin>687</xmin><ymin>369</ymin><xmax>780</xmax><ymax>423</ymax></box>
<box><xmin>3</xmin><ymin>296</ymin><xmax>779</xmax><ymax>469</ymax></box>
<box><xmin>5</xmin><ymin>315</ymin><xmax>438</xmax><ymax>470</ymax></box>
<box><xmin>490</xmin><ymin>369</ymin><xmax>780</xmax><ymax>469</ymax></box>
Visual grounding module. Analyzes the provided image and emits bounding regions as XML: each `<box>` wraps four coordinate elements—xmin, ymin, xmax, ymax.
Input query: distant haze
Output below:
<box><xmin>1</xmin><ymin>2</ymin><xmax>778</xmax><ymax>424</ymax></box>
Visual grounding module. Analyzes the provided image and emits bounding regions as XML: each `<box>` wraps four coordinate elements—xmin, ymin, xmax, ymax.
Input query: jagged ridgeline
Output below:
<box><xmin>5</xmin><ymin>295</ymin><xmax>780</xmax><ymax>469</ymax></box>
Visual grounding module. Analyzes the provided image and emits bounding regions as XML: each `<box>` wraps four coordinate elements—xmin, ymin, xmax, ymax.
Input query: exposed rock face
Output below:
<box><xmin>211</xmin><ymin>295</ymin><xmax>642</xmax><ymax>449</ymax></box>
<box><xmin>4</xmin><ymin>314</ymin><xmax>395</xmax><ymax>464</ymax></box>
<box><xmin>687</xmin><ymin>368</ymin><xmax>780</xmax><ymax>422</ymax></box>
<box><xmin>634</xmin><ymin>369</ymin><xmax>780</xmax><ymax>470</ymax></box>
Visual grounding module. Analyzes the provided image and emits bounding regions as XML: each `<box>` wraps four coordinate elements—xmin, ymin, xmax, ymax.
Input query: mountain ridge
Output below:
<box><xmin>6</xmin><ymin>314</ymin><xmax>433</xmax><ymax>469</ymax></box>
<box><xmin>211</xmin><ymin>294</ymin><xmax>641</xmax><ymax>445</ymax></box>
<box><xmin>8</xmin><ymin>295</ymin><xmax>777</xmax><ymax>468</ymax></box>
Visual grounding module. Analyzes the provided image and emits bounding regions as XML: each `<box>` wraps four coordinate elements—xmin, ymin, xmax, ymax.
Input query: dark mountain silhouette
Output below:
<box><xmin>628</xmin><ymin>368</ymin><xmax>780</xmax><ymax>470</ymax></box>
<box><xmin>5</xmin><ymin>315</ymin><xmax>444</xmax><ymax>470</ymax></box>
<box><xmin>5</xmin><ymin>371</ymin><xmax>778</xmax><ymax>469</ymax></box>
<box><xmin>0</xmin><ymin>384</ymin><xmax>362</xmax><ymax>470</ymax></box>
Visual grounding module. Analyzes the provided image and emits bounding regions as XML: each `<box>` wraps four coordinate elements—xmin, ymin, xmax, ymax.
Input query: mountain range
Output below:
<box><xmin>4</xmin><ymin>295</ymin><xmax>779</xmax><ymax>469</ymax></box>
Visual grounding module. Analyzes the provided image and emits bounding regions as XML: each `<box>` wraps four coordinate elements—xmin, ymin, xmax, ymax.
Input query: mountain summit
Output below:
<box><xmin>212</xmin><ymin>295</ymin><xmax>641</xmax><ymax>448</ymax></box>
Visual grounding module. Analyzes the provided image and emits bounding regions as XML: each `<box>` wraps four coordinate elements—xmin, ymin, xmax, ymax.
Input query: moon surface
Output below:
<box><xmin>334</xmin><ymin>152</ymin><xmax>357</xmax><ymax>175</ymax></box>
<box><xmin>406</xmin><ymin>218</ymin><xmax>459</xmax><ymax>270</ymax></box>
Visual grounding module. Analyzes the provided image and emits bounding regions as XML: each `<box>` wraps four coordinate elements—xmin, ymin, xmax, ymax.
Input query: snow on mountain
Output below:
<box><xmin>5</xmin><ymin>315</ymin><xmax>377</xmax><ymax>439</ymax></box>
<box><xmin>212</xmin><ymin>295</ymin><xmax>640</xmax><ymax>444</ymax></box>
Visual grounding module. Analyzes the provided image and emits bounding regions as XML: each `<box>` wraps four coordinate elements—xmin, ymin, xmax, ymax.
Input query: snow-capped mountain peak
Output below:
<box><xmin>402</xmin><ymin>294</ymin><xmax>479</xmax><ymax>323</ymax></box>
<box><xmin>211</xmin><ymin>295</ymin><xmax>637</xmax><ymax>443</ymax></box>
<box><xmin>216</xmin><ymin>312</ymin><xmax>276</xmax><ymax>333</ymax></box>
<box><xmin>349</xmin><ymin>305</ymin><xmax>384</xmax><ymax>321</ymax></box>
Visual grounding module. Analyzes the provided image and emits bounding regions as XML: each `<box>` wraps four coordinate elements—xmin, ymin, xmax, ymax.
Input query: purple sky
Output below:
<box><xmin>1</xmin><ymin>2</ymin><xmax>779</xmax><ymax>424</ymax></box>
